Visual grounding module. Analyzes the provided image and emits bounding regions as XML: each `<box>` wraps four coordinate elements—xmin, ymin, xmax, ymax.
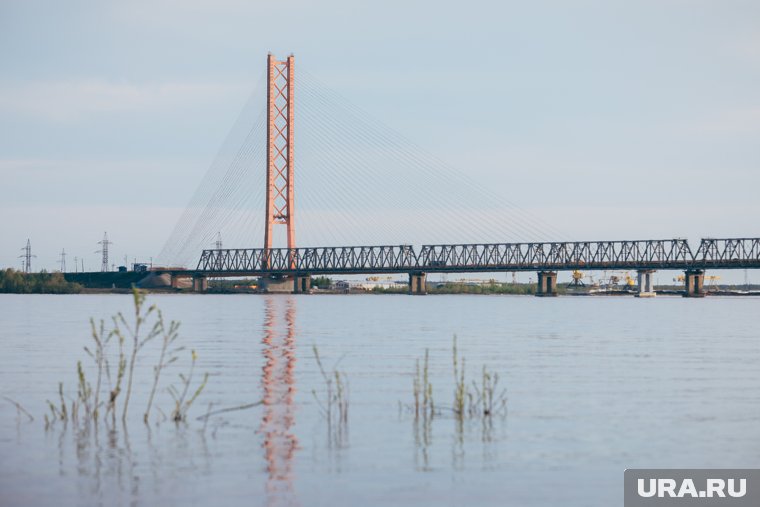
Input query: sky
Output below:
<box><xmin>2</xmin><ymin>0</ymin><xmax>759</xmax><ymax>279</ymax></box>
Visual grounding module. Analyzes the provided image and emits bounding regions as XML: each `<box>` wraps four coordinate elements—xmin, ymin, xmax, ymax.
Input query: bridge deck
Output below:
<box><xmin>188</xmin><ymin>238</ymin><xmax>760</xmax><ymax>277</ymax></box>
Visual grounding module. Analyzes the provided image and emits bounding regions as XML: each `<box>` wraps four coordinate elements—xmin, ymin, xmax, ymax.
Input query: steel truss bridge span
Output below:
<box><xmin>194</xmin><ymin>238</ymin><xmax>760</xmax><ymax>276</ymax></box>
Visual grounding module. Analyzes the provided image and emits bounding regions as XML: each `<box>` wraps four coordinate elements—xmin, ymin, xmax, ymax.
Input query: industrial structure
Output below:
<box><xmin>58</xmin><ymin>248</ymin><xmax>67</xmax><ymax>273</ymax></box>
<box><xmin>96</xmin><ymin>232</ymin><xmax>112</xmax><ymax>273</ymax></box>
<box><xmin>19</xmin><ymin>239</ymin><xmax>35</xmax><ymax>273</ymax></box>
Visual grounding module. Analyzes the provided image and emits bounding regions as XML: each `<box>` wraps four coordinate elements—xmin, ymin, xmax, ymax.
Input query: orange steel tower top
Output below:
<box><xmin>264</xmin><ymin>53</ymin><xmax>296</xmax><ymax>261</ymax></box>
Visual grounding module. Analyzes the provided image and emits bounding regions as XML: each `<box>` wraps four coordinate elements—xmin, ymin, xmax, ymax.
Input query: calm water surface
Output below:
<box><xmin>1</xmin><ymin>294</ymin><xmax>759</xmax><ymax>506</ymax></box>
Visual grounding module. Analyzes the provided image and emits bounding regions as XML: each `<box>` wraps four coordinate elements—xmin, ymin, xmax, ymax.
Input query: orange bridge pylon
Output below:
<box><xmin>264</xmin><ymin>53</ymin><xmax>296</xmax><ymax>268</ymax></box>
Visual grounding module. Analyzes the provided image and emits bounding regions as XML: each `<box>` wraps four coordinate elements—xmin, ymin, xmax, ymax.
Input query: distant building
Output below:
<box><xmin>358</xmin><ymin>280</ymin><xmax>406</xmax><ymax>290</ymax></box>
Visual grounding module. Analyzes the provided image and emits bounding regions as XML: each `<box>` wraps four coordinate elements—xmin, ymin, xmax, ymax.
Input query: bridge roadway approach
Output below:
<box><xmin>149</xmin><ymin>237</ymin><xmax>760</xmax><ymax>296</ymax></box>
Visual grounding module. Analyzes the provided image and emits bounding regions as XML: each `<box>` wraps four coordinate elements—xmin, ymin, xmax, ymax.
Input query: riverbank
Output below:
<box><xmin>4</xmin><ymin>269</ymin><xmax>759</xmax><ymax>295</ymax></box>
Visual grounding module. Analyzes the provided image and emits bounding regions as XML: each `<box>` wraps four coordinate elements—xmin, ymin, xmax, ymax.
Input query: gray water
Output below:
<box><xmin>1</xmin><ymin>294</ymin><xmax>758</xmax><ymax>506</ymax></box>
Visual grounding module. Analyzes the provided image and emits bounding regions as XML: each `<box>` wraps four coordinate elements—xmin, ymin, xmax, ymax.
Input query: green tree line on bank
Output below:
<box><xmin>0</xmin><ymin>269</ymin><xmax>83</xmax><ymax>294</ymax></box>
<box><xmin>428</xmin><ymin>281</ymin><xmax>543</xmax><ymax>295</ymax></box>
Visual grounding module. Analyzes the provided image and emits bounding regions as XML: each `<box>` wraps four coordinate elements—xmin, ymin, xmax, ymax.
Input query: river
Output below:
<box><xmin>1</xmin><ymin>294</ymin><xmax>758</xmax><ymax>506</ymax></box>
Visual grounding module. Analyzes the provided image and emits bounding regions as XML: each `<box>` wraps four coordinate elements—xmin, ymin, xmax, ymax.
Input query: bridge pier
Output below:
<box><xmin>408</xmin><ymin>272</ymin><xmax>427</xmax><ymax>295</ymax></box>
<box><xmin>683</xmin><ymin>269</ymin><xmax>705</xmax><ymax>298</ymax></box>
<box><xmin>170</xmin><ymin>274</ymin><xmax>180</xmax><ymax>289</ymax></box>
<box><xmin>192</xmin><ymin>276</ymin><xmax>208</xmax><ymax>293</ymax></box>
<box><xmin>293</xmin><ymin>275</ymin><xmax>311</xmax><ymax>294</ymax></box>
<box><xmin>635</xmin><ymin>269</ymin><xmax>656</xmax><ymax>298</ymax></box>
<box><xmin>536</xmin><ymin>271</ymin><xmax>557</xmax><ymax>297</ymax></box>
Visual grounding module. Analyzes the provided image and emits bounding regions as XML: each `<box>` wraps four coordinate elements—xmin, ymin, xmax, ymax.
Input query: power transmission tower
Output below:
<box><xmin>215</xmin><ymin>232</ymin><xmax>223</xmax><ymax>250</ymax></box>
<box><xmin>59</xmin><ymin>248</ymin><xmax>67</xmax><ymax>273</ymax></box>
<box><xmin>95</xmin><ymin>232</ymin><xmax>113</xmax><ymax>272</ymax></box>
<box><xmin>19</xmin><ymin>239</ymin><xmax>36</xmax><ymax>273</ymax></box>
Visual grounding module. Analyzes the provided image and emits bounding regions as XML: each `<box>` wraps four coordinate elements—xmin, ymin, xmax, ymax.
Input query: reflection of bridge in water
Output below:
<box><xmin>260</xmin><ymin>297</ymin><xmax>298</xmax><ymax>506</ymax></box>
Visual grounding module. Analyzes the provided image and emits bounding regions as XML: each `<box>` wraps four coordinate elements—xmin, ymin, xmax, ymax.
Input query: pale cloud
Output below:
<box><xmin>733</xmin><ymin>32</ymin><xmax>760</xmax><ymax>61</ymax></box>
<box><xmin>686</xmin><ymin>107</ymin><xmax>760</xmax><ymax>134</ymax></box>
<box><xmin>0</xmin><ymin>79</ymin><xmax>248</xmax><ymax>122</ymax></box>
<box><xmin>1</xmin><ymin>157</ymin><xmax>206</xmax><ymax>207</ymax></box>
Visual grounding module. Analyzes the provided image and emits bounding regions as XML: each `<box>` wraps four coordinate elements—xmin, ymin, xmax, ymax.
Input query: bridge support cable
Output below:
<box><xmin>297</xmin><ymin>74</ymin><xmax>541</xmax><ymax>245</ymax></box>
<box><xmin>157</xmin><ymin>75</ymin><xmax>265</xmax><ymax>265</ymax></box>
<box><xmin>176</xmin><ymin>114</ymin><xmax>267</xmax><ymax>264</ymax></box>
<box><xmin>295</xmin><ymin>105</ymin><xmax>422</xmax><ymax>244</ymax></box>
<box><xmin>296</xmin><ymin>69</ymin><xmax>567</xmax><ymax>245</ymax></box>
<box><xmin>157</xmin><ymin>76</ymin><xmax>269</xmax><ymax>267</ymax></box>
<box><xmin>297</xmin><ymin>69</ymin><xmax>561</xmax><ymax>240</ymax></box>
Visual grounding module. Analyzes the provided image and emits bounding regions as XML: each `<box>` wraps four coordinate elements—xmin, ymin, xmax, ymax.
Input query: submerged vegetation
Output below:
<box><xmin>410</xmin><ymin>336</ymin><xmax>508</xmax><ymax>422</ymax></box>
<box><xmin>44</xmin><ymin>288</ymin><xmax>208</xmax><ymax>429</ymax></box>
<box><xmin>0</xmin><ymin>268</ymin><xmax>82</xmax><ymax>294</ymax></box>
<box><xmin>412</xmin><ymin>349</ymin><xmax>434</xmax><ymax>418</ymax></box>
<box><xmin>408</xmin><ymin>336</ymin><xmax>508</xmax><ymax>469</ymax></box>
<box><xmin>311</xmin><ymin>345</ymin><xmax>349</xmax><ymax>447</ymax></box>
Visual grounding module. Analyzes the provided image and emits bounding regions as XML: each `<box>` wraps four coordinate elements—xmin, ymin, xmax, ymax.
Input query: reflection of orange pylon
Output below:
<box><xmin>260</xmin><ymin>297</ymin><xmax>299</xmax><ymax>505</ymax></box>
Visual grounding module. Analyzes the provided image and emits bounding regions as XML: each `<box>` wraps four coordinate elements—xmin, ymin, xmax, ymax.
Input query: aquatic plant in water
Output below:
<box><xmin>409</xmin><ymin>335</ymin><xmax>508</xmax><ymax>421</ymax></box>
<box><xmin>44</xmin><ymin>287</ymin><xmax>209</xmax><ymax>429</ymax></box>
<box><xmin>311</xmin><ymin>345</ymin><xmax>349</xmax><ymax>446</ymax></box>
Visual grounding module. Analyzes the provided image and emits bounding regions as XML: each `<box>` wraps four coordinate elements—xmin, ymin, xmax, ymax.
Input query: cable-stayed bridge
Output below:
<box><xmin>143</xmin><ymin>54</ymin><xmax>760</xmax><ymax>296</ymax></box>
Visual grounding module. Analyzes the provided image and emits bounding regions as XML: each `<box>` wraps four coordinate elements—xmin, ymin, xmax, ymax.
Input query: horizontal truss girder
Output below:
<box><xmin>194</xmin><ymin>238</ymin><xmax>760</xmax><ymax>276</ymax></box>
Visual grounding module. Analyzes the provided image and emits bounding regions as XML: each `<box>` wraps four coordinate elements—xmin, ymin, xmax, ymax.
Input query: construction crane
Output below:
<box><xmin>599</xmin><ymin>271</ymin><xmax>635</xmax><ymax>290</ymax></box>
<box><xmin>673</xmin><ymin>274</ymin><xmax>720</xmax><ymax>288</ymax></box>
<box><xmin>567</xmin><ymin>270</ymin><xmax>585</xmax><ymax>287</ymax></box>
<box><xmin>366</xmin><ymin>276</ymin><xmax>392</xmax><ymax>282</ymax></box>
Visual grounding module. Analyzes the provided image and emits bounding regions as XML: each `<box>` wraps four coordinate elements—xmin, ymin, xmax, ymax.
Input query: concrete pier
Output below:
<box><xmin>635</xmin><ymin>269</ymin><xmax>656</xmax><ymax>298</ymax></box>
<box><xmin>260</xmin><ymin>275</ymin><xmax>311</xmax><ymax>294</ymax></box>
<box><xmin>536</xmin><ymin>271</ymin><xmax>557</xmax><ymax>297</ymax></box>
<box><xmin>293</xmin><ymin>275</ymin><xmax>311</xmax><ymax>294</ymax></box>
<box><xmin>192</xmin><ymin>276</ymin><xmax>208</xmax><ymax>293</ymax></box>
<box><xmin>684</xmin><ymin>269</ymin><xmax>705</xmax><ymax>298</ymax></box>
<box><xmin>408</xmin><ymin>272</ymin><xmax>427</xmax><ymax>295</ymax></box>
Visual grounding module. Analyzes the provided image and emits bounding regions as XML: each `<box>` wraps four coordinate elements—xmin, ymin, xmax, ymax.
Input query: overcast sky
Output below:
<box><xmin>2</xmin><ymin>0</ymin><xmax>759</xmax><ymax>276</ymax></box>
